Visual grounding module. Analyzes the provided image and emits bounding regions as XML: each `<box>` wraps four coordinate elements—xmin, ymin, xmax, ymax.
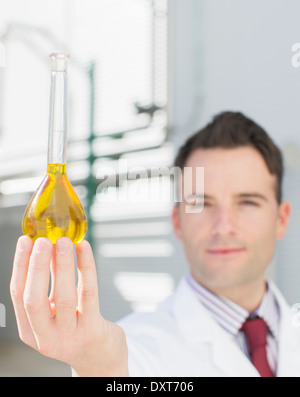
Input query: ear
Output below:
<box><xmin>172</xmin><ymin>204</ymin><xmax>183</xmax><ymax>241</ymax></box>
<box><xmin>276</xmin><ymin>201</ymin><xmax>291</xmax><ymax>240</ymax></box>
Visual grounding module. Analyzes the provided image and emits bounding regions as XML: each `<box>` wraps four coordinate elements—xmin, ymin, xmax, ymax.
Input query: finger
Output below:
<box><xmin>10</xmin><ymin>236</ymin><xmax>37</xmax><ymax>348</ymax></box>
<box><xmin>24</xmin><ymin>238</ymin><xmax>53</xmax><ymax>336</ymax></box>
<box><xmin>48</xmin><ymin>249</ymin><xmax>56</xmax><ymax>303</ymax></box>
<box><xmin>76</xmin><ymin>240</ymin><xmax>100</xmax><ymax>324</ymax></box>
<box><xmin>54</xmin><ymin>237</ymin><xmax>77</xmax><ymax>332</ymax></box>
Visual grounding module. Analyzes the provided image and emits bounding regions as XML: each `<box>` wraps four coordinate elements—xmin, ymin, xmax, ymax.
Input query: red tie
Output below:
<box><xmin>240</xmin><ymin>317</ymin><xmax>274</xmax><ymax>377</ymax></box>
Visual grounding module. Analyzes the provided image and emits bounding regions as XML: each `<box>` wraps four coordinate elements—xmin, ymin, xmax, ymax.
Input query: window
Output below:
<box><xmin>0</xmin><ymin>0</ymin><xmax>176</xmax><ymax>321</ymax></box>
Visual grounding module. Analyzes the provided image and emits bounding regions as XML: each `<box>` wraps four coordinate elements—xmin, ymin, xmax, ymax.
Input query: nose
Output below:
<box><xmin>211</xmin><ymin>205</ymin><xmax>236</xmax><ymax>236</ymax></box>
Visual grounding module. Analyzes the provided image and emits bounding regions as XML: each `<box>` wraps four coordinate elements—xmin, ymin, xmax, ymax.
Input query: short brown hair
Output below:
<box><xmin>174</xmin><ymin>111</ymin><xmax>283</xmax><ymax>203</ymax></box>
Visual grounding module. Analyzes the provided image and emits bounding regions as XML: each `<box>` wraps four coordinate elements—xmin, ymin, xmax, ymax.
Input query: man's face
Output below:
<box><xmin>172</xmin><ymin>147</ymin><xmax>291</xmax><ymax>291</ymax></box>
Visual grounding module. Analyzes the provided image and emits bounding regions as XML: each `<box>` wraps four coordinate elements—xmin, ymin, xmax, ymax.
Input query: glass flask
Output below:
<box><xmin>22</xmin><ymin>53</ymin><xmax>87</xmax><ymax>244</ymax></box>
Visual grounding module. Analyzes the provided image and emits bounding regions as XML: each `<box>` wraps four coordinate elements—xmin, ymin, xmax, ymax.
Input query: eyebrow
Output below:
<box><xmin>235</xmin><ymin>193</ymin><xmax>268</xmax><ymax>202</ymax></box>
<box><xmin>184</xmin><ymin>193</ymin><xmax>269</xmax><ymax>202</ymax></box>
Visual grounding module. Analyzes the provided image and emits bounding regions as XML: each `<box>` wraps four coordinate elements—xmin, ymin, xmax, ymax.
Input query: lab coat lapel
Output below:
<box><xmin>172</xmin><ymin>278</ymin><xmax>259</xmax><ymax>377</ymax></box>
<box><xmin>172</xmin><ymin>278</ymin><xmax>212</xmax><ymax>345</ymax></box>
<box><xmin>211</xmin><ymin>321</ymin><xmax>259</xmax><ymax>377</ymax></box>
<box><xmin>269</xmin><ymin>282</ymin><xmax>300</xmax><ymax>377</ymax></box>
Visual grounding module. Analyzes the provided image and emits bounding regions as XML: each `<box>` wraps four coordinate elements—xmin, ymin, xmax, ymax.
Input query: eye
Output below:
<box><xmin>187</xmin><ymin>200</ymin><xmax>209</xmax><ymax>208</ymax></box>
<box><xmin>189</xmin><ymin>201</ymin><xmax>204</xmax><ymax>208</ymax></box>
<box><xmin>239</xmin><ymin>200</ymin><xmax>259</xmax><ymax>207</ymax></box>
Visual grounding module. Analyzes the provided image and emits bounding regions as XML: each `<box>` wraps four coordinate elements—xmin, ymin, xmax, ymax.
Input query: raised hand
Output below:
<box><xmin>10</xmin><ymin>236</ymin><xmax>128</xmax><ymax>377</ymax></box>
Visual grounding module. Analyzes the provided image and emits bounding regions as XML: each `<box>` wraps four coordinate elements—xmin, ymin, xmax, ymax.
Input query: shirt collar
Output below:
<box><xmin>253</xmin><ymin>284</ymin><xmax>280</xmax><ymax>340</ymax></box>
<box><xmin>185</xmin><ymin>273</ymin><xmax>280</xmax><ymax>340</ymax></box>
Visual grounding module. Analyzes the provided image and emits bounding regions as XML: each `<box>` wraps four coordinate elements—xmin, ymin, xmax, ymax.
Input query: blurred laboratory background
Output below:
<box><xmin>0</xmin><ymin>0</ymin><xmax>300</xmax><ymax>376</ymax></box>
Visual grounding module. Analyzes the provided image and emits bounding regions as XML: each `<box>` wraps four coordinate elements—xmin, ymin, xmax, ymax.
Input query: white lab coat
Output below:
<box><xmin>118</xmin><ymin>277</ymin><xmax>300</xmax><ymax>377</ymax></box>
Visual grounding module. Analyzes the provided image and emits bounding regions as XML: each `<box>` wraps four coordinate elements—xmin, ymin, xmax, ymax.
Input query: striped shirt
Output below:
<box><xmin>186</xmin><ymin>273</ymin><xmax>280</xmax><ymax>375</ymax></box>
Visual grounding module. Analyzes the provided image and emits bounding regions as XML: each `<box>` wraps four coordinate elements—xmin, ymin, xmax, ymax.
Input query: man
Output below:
<box><xmin>10</xmin><ymin>111</ymin><xmax>299</xmax><ymax>377</ymax></box>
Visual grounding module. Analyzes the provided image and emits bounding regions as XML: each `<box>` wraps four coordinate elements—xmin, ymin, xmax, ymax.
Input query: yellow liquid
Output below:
<box><xmin>22</xmin><ymin>163</ymin><xmax>87</xmax><ymax>244</ymax></box>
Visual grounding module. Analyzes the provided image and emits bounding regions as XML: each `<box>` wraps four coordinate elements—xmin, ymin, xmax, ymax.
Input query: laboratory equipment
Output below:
<box><xmin>22</xmin><ymin>53</ymin><xmax>87</xmax><ymax>244</ymax></box>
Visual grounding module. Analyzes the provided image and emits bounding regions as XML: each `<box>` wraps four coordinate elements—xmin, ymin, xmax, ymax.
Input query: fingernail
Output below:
<box><xmin>56</xmin><ymin>237</ymin><xmax>70</xmax><ymax>254</ymax></box>
<box><xmin>34</xmin><ymin>238</ymin><xmax>52</xmax><ymax>253</ymax></box>
<box><xmin>17</xmin><ymin>236</ymin><xmax>32</xmax><ymax>252</ymax></box>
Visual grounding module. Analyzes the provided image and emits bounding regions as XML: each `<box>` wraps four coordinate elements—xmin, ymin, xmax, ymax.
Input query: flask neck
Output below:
<box><xmin>47</xmin><ymin>54</ymin><xmax>69</xmax><ymax>164</ymax></box>
<box><xmin>47</xmin><ymin>163</ymin><xmax>67</xmax><ymax>175</ymax></box>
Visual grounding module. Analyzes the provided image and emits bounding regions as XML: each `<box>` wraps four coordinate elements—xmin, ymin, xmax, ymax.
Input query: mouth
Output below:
<box><xmin>207</xmin><ymin>247</ymin><xmax>245</xmax><ymax>256</ymax></box>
